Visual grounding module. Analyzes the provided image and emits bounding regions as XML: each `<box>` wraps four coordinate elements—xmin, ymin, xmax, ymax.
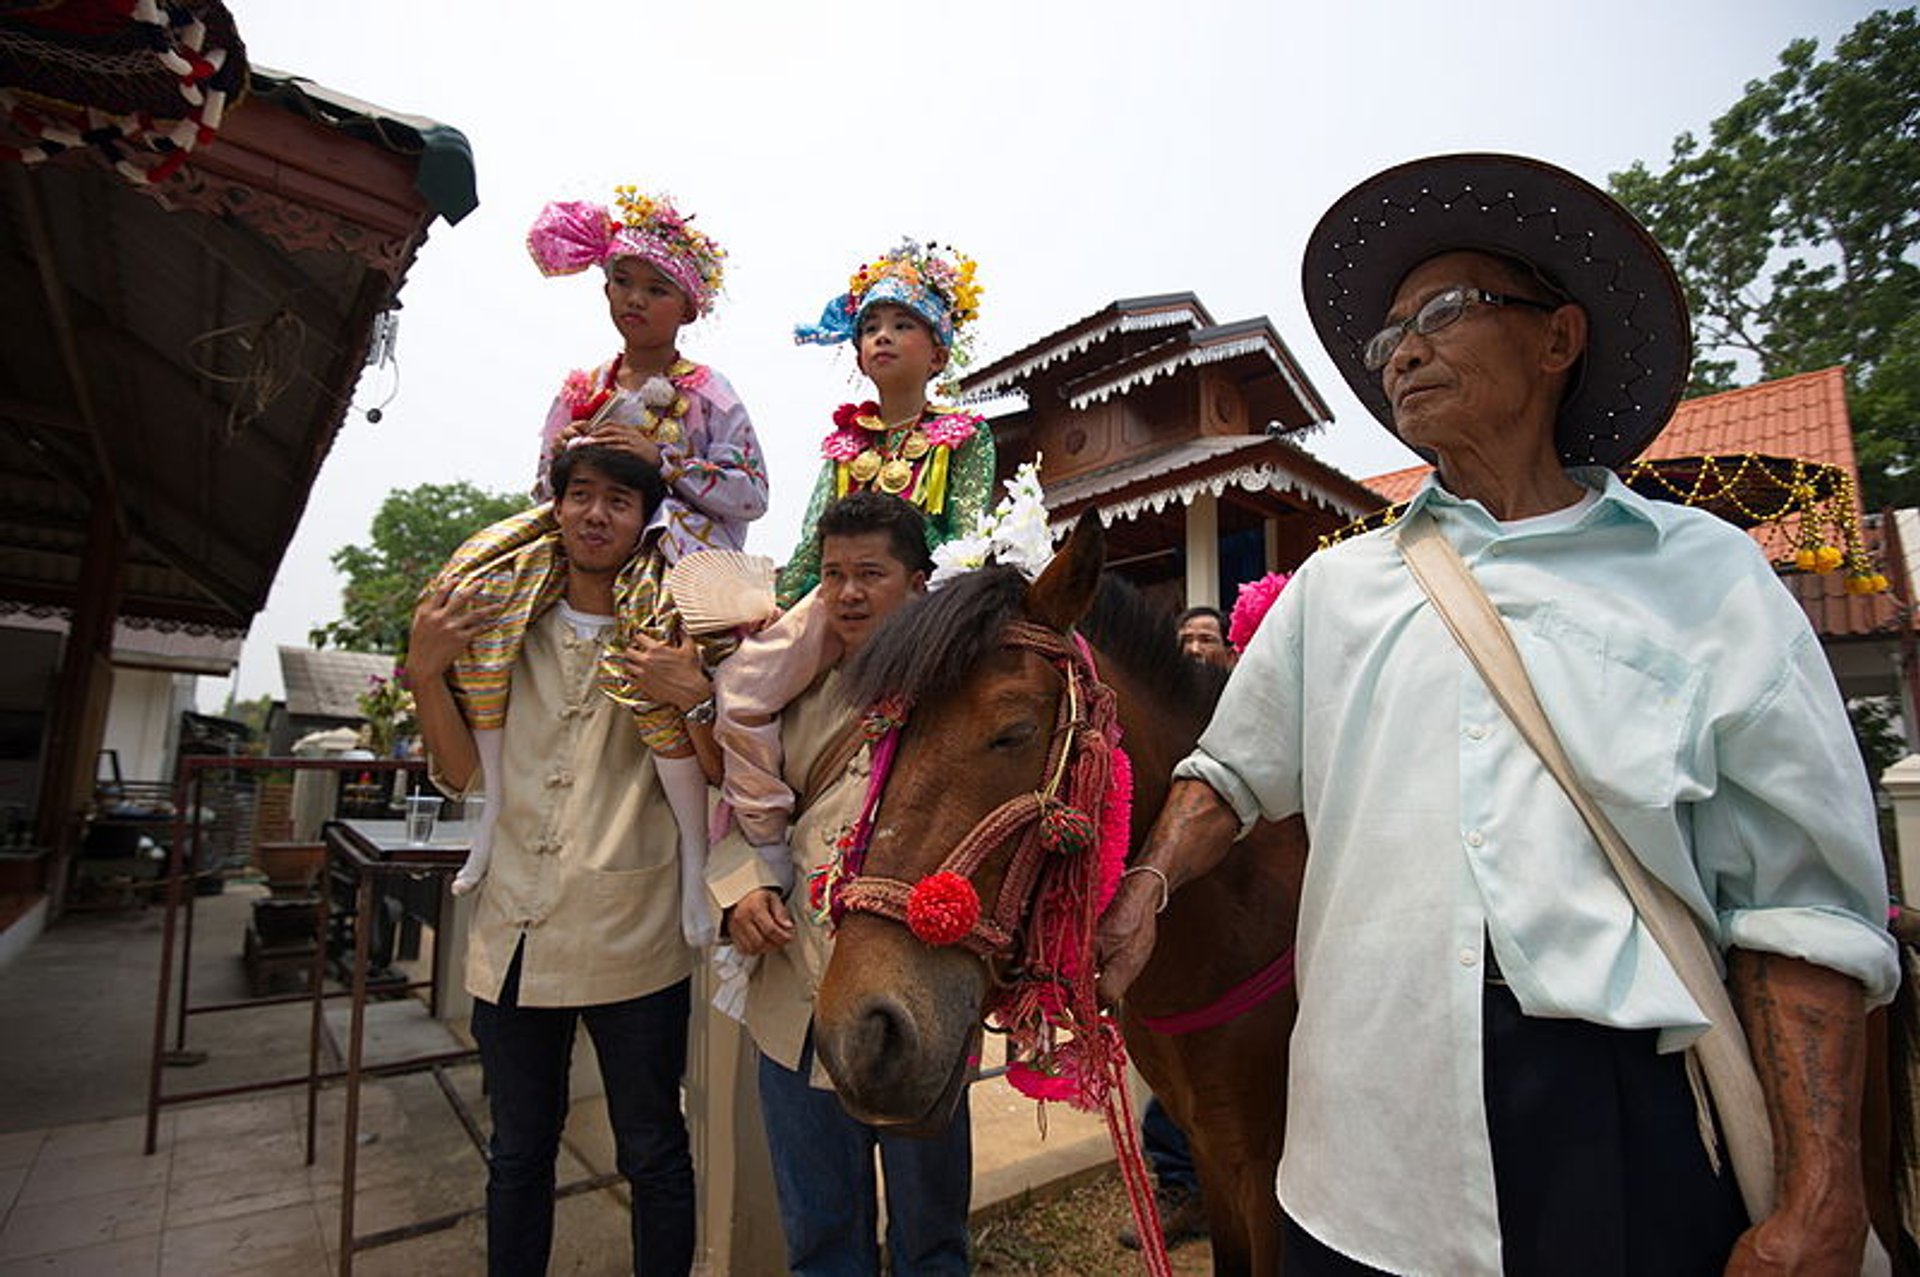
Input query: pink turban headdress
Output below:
<box><xmin>526</xmin><ymin>186</ymin><xmax>727</xmax><ymax>317</ymax></box>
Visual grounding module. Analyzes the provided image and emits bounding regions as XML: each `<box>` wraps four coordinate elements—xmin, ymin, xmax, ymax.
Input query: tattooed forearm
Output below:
<box><xmin>1728</xmin><ymin>948</ymin><xmax>1868</xmax><ymax>1216</ymax></box>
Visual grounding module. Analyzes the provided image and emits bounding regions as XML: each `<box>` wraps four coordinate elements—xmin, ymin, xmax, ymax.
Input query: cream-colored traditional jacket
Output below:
<box><xmin>708</xmin><ymin>668</ymin><xmax>867</xmax><ymax>1081</ymax></box>
<box><xmin>453</xmin><ymin>604</ymin><xmax>693</xmax><ymax>1007</ymax></box>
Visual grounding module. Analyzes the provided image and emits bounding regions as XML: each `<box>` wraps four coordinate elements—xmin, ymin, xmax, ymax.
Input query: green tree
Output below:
<box><xmin>222</xmin><ymin>692</ymin><xmax>276</xmax><ymax>740</ymax></box>
<box><xmin>311</xmin><ymin>481</ymin><xmax>527</xmax><ymax>654</ymax></box>
<box><xmin>1609</xmin><ymin>9</ymin><xmax>1920</xmax><ymax>508</ymax></box>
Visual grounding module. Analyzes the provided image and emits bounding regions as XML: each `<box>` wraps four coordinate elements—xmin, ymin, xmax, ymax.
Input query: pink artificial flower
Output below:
<box><xmin>1228</xmin><ymin>572</ymin><xmax>1292</xmax><ymax>653</ymax></box>
<box><xmin>821</xmin><ymin>430</ymin><xmax>864</xmax><ymax>462</ymax></box>
<box><xmin>559</xmin><ymin>368</ymin><xmax>599</xmax><ymax>413</ymax></box>
<box><xmin>924</xmin><ymin>412</ymin><xmax>979</xmax><ymax>448</ymax></box>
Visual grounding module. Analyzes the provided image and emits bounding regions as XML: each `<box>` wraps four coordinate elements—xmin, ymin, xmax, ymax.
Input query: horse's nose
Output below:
<box><xmin>830</xmin><ymin>991</ymin><xmax>924</xmax><ymax>1094</ymax></box>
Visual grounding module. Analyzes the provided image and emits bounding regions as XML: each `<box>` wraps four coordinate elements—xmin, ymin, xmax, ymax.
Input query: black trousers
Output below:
<box><xmin>1285</xmin><ymin>981</ymin><xmax>1748</xmax><ymax>1277</ymax></box>
<box><xmin>470</xmin><ymin>947</ymin><xmax>695</xmax><ymax>1277</ymax></box>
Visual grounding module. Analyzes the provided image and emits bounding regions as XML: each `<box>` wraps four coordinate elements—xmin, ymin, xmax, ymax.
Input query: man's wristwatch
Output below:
<box><xmin>686</xmin><ymin>695</ymin><xmax>717</xmax><ymax>726</ymax></box>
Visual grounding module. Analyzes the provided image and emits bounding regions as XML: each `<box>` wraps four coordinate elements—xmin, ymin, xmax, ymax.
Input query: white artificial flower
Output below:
<box><xmin>990</xmin><ymin>466</ymin><xmax>1052</xmax><ymax>576</ymax></box>
<box><xmin>990</xmin><ymin>465</ymin><xmax>1054</xmax><ymax>580</ymax></box>
<box><xmin>929</xmin><ymin>533</ymin><xmax>991</xmax><ymax>589</ymax></box>
<box><xmin>928</xmin><ymin>460</ymin><xmax>1055</xmax><ymax>588</ymax></box>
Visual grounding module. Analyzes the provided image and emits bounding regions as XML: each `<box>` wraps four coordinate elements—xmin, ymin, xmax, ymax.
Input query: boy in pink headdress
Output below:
<box><xmin>434</xmin><ymin>186</ymin><xmax>769</xmax><ymax>948</ymax></box>
<box><xmin>526</xmin><ymin>184</ymin><xmax>768</xmax><ymax>554</ymax></box>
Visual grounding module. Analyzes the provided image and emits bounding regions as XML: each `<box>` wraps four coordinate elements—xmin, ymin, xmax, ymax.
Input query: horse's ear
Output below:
<box><xmin>1026</xmin><ymin>510</ymin><xmax>1104</xmax><ymax>631</ymax></box>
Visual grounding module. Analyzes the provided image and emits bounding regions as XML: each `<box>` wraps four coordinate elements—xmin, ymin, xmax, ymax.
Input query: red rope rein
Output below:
<box><xmin>1137</xmin><ymin>945</ymin><xmax>1296</xmax><ymax>1036</ymax></box>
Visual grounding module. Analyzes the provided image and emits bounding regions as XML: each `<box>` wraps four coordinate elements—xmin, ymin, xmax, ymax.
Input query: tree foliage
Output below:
<box><xmin>310</xmin><ymin>481</ymin><xmax>527</xmax><ymax>655</ymax></box>
<box><xmin>1610</xmin><ymin>9</ymin><xmax>1920</xmax><ymax>507</ymax></box>
<box><xmin>223</xmin><ymin>692</ymin><xmax>276</xmax><ymax>739</ymax></box>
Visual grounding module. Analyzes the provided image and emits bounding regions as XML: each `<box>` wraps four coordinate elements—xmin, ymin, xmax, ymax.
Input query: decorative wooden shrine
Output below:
<box><xmin>960</xmin><ymin>293</ymin><xmax>1383</xmax><ymax>611</ymax></box>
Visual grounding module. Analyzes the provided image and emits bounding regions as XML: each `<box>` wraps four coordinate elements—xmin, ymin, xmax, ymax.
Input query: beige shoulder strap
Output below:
<box><xmin>1397</xmin><ymin>508</ymin><xmax>1775</xmax><ymax>1221</ymax></box>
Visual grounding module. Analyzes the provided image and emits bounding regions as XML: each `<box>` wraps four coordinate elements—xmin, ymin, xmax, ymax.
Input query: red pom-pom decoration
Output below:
<box><xmin>906</xmin><ymin>871</ymin><xmax>980</xmax><ymax>946</ymax></box>
<box><xmin>832</xmin><ymin>402</ymin><xmax>859</xmax><ymax>428</ymax></box>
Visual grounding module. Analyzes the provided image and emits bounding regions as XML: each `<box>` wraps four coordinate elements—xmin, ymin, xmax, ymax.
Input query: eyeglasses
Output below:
<box><xmin>1361</xmin><ymin>287</ymin><xmax>1561</xmax><ymax>372</ymax></box>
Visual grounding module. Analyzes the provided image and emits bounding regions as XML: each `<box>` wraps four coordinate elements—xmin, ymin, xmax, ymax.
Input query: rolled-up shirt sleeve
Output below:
<box><xmin>1172</xmin><ymin>561</ymin><xmax>1309</xmax><ymax>835</ymax></box>
<box><xmin>1694</xmin><ymin>626</ymin><xmax>1900</xmax><ymax>1005</ymax></box>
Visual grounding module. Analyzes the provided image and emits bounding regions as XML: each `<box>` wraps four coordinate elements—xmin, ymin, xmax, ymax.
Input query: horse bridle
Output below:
<box><xmin>830</xmin><ymin>619</ymin><xmax>1119</xmax><ymax>961</ymax></box>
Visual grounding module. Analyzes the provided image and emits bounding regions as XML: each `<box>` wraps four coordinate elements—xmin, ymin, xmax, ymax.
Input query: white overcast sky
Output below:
<box><xmin>202</xmin><ymin>0</ymin><xmax>1885</xmax><ymax>708</ymax></box>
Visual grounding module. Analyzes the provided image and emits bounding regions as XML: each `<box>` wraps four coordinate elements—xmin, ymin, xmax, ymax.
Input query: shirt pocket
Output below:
<box><xmin>583</xmin><ymin>859</ymin><xmax>685</xmax><ymax>967</ymax></box>
<box><xmin>1512</xmin><ymin>602</ymin><xmax>1703</xmax><ymax>810</ymax></box>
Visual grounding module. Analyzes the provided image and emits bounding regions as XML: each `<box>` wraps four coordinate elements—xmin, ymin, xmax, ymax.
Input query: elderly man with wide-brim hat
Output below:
<box><xmin>1096</xmin><ymin>153</ymin><xmax>1898</xmax><ymax>1277</ymax></box>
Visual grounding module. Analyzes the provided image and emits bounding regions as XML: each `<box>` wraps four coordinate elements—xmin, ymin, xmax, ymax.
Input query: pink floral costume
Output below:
<box><xmin>532</xmin><ymin>355</ymin><xmax>768</xmax><ymax>563</ymax></box>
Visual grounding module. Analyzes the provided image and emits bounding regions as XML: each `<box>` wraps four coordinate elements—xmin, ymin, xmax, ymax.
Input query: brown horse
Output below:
<box><xmin>812</xmin><ymin>515</ymin><xmax>1305</xmax><ymax>1275</ymax></box>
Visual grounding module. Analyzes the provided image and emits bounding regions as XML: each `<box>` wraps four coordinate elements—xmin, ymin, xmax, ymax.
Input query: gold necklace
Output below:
<box><xmin>848</xmin><ymin>408</ymin><xmax>931</xmax><ymax>495</ymax></box>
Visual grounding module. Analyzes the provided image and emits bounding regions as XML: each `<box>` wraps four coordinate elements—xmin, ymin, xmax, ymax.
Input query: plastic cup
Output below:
<box><xmin>404</xmin><ymin>794</ymin><xmax>443</xmax><ymax>846</ymax></box>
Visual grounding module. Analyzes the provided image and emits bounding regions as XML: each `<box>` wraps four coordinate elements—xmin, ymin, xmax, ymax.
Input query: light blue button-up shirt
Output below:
<box><xmin>1177</xmin><ymin>468</ymin><xmax>1898</xmax><ymax>1276</ymax></box>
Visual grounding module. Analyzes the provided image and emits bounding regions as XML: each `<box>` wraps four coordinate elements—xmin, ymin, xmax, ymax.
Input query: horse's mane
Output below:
<box><xmin>846</xmin><ymin>566</ymin><xmax>1029</xmax><ymax>709</ymax></box>
<box><xmin>846</xmin><ymin>566</ymin><xmax>1228</xmax><ymax>715</ymax></box>
<box><xmin>1079</xmin><ymin>574</ymin><xmax>1230</xmax><ymax>713</ymax></box>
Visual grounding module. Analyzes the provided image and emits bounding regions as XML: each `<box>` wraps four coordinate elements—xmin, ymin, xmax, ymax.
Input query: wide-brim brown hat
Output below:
<box><xmin>1302</xmin><ymin>153</ymin><xmax>1690</xmax><ymax>469</ymax></box>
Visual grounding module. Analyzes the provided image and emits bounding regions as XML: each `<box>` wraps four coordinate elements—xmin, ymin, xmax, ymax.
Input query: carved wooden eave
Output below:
<box><xmin>961</xmin><ymin>294</ymin><xmax>1216</xmax><ymax>403</ymax></box>
<box><xmin>965</xmin><ymin>292</ymin><xmax>1371</xmax><ymax>592</ymax></box>
<box><xmin>133</xmin><ymin>69</ymin><xmax>474</xmax><ymax>285</ymax></box>
<box><xmin>1056</xmin><ymin>317</ymin><xmax>1331</xmax><ymax>428</ymax></box>
<box><xmin>1044</xmin><ymin>434</ymin><xmax>1384</xmax><ymax>533</ymax></box>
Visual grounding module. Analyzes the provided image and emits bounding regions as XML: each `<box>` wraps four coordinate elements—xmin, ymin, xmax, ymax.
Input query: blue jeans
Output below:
<box><xmin>470</xmin><ymin>950</ymin><xmax>694</xmax><ymax>1277</ymax></box>
<box><xmin>1142</xmin><ymin>1095</ymin><xmax>1198</xmax><ymax>1196</ymax></box>
<box><xmin>756</xmin><ymin>1040</ymin><xmax>972</xmax><ymax>1276</ymax></box>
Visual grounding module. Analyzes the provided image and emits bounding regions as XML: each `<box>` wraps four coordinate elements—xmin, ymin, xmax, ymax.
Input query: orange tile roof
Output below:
<box><xmin>1366</xmin><ymin>462</ymin><xmax>1429</xmax><ymax>505</ymax></box>
<box><xmin>1356</xmin><ymin>368</ymin><xmax>1908</xmax><ymax>638</ymax></box>
<box><xmin>1642</xmin><ymin>367</ymin><xmax>1856</xmax><ymax>471</ymax></box>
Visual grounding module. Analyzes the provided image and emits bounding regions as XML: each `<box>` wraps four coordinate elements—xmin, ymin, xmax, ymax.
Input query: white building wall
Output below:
<box><xmin>100</xmin><ymin>669</ymin><xmax>192</xmax><ymax>784</ymax></box>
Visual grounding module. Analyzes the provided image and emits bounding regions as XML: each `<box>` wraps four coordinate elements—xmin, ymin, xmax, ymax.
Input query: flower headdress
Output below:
<box><xmin>929</xmin><ymin>460</ymin><xmax>1053</xmax><ymax>587</ymax></box>
<box><xmin>526</xmin><ymin>186</ymin><xmax>727</xmax><ymax>316</ymax></box>
<box><xmin>794</xmin><ymin>239</ymin><xmax>983</xmax><ymax>367</ymax></box>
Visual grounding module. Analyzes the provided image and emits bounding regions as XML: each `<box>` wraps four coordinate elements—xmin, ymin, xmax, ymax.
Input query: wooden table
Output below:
<box><xmin>307</xmin><ymin>818</ymin><xmax>475</xmax><ymax>1277</ymax></box>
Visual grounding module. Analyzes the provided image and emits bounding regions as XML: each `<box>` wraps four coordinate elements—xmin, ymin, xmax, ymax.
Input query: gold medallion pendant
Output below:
<box><xmin>654</xmin><ymin>420</ymin><xmax>683</xmax><ymax>446</ymax></box>
<box><xmin>900</xmin><ymin>429</ymin><xmax>930</xmax><ymax>461</ymax></box>
<box><xmin>849</xmin><ymin>451</ymin><xmax>883</xmax><ymax>484</ymax></box>
<box><xmin>877</xmin><ymin>458</ymin><xmax>914</xmax><ymax>494</ymax></box>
